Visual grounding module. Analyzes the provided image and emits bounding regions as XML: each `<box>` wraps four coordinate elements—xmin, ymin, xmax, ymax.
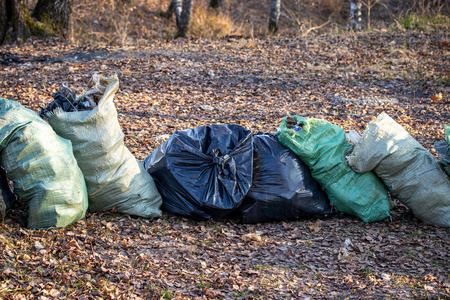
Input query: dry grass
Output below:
<box><xmin>188</xmin><ymin>1</ymin><xmax>238</xmax><ymax>39</ymax></box>
<box><xmin>70</xmin><ymin>0</ymin><xmax>240</xmax><ymax>45</ymax></box>
<box><xmin>24</xmin><ymin>0</ymin><xmax>449</xmax><ymax>46</ymax></box>
<box><xmin>406</xmin><ymin>0</ymin><xmax>449</xmax><ymax>17</ymax></box>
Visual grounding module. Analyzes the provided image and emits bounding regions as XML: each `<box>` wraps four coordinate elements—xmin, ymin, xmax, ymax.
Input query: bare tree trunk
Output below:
<box><xmin>173</xmin><ymin>0</ymin><xmax>182</xmax><ymax>30</ymax></box>
<box><xmin>176</xmin><ymin>0</ymin><xmax>193</xmax><ymax>38</ymax></box>
<box><xmin>0</xmin><ymin>0</ymin><xmax>6</xmax><ymax>43</ymax></box>
<box><xmin>268</xmin><ymin>0</ymin><xmax>281</xmax><ymax>33</ymax></box>
<box><xmin>349</xmin><ymin>0</ymin><xmax>362</xmax><ymax>31</ymax></box>
<box><xmin>161</xmin><ymin>0</ymin><xmax>174</xmax><ymax>19</ymax></box>
<box><xmin>32</xmin><ymin>0</ymin><xmax>72</xmax><ymax>37</ymax></box>
<box><xmin>0</xmin><ymin>0</ymin><xmax>30</xmax><ymax>45</ymax></box>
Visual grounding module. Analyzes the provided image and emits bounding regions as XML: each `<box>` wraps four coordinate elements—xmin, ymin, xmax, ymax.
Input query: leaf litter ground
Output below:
<box><xmin>0</xmin><ymin>32</ymin><xmax>449</xmax><ymax>299</ymax></box>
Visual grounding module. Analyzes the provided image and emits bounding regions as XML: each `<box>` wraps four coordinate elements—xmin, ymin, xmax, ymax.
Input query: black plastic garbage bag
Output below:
<box><xmin>143</xmin><ymin>124</ymin><xmax>253</xmax><ymax>220</ymax></box>
<box><xmin>435</xmin><ymin>124</ymin><xmax>450</xmax><ymax>177</ymax></box>
<box><xmin>39</xmin><ymin>87</ymin><xmax>93</xmax><ymax>118</ymax></box>
<box><xmin>0</xmin><ymin>167</ymin><xmax>15</xmax><ymax>219</ymax></box>
<box><xmin>229</xmin><ymin>133</ymin><xmax>333</xmax><ymax>223</ymax></box>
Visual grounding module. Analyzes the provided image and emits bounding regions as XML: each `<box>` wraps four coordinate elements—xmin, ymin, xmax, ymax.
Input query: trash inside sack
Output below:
<box><xmin>39</xmin><ymin>86</ymin><xmax>93</xmax><ymax>117</ymax></box>
<box><xmin>44</xmin><ymin>74</ymin><xmax>162</xmax><ymax>219</ymax></box>
<box><xmin>39</xmin><ymin>73</ymin><xmax>111</xmax><ymax>118</ymax></box>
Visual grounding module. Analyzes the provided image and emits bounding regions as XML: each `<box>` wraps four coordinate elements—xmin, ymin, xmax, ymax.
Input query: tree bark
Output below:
<box><xmin>349</xmin><ymin>0</ymin><xmax>362</xmax><ymax>31</ymax></box>
<box><xmin>0</xmin><ymin>0</ymin><xmax>9</xmax><ymax>43</ymax></box>
<box><xmin>162</xmin><ymin>0</ymin><xmax>174</xmax><ymax>19</ymax></box>
<box><xmin>176</xmin><ymin>0</ymin><xmax>193</xmax><ymax>38</ymax></box>
<box><xmin>268</xmin><ymin>0</ymin><xmax>281</xmax><ymax>33</ymax></box>
<box><xmin>32</xmin><ymin>0</ymin><xmax>72</xmax><ymax>37</ymax></box>
<box><xmin>173</xmin><ymin>0</ymin><xmax>182</xmax><ymax>30</ymax></box>
<box><xmin>0</xmin><ymin>0</ymin><xmax>30</xmax><ymax>44</ymax></box>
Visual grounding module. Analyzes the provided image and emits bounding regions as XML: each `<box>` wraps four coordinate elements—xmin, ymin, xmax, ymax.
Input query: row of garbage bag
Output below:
<box><xmin>0</xmin><ymin>74</ymin><xmax>449</xmax><ymax>229</ymax></box>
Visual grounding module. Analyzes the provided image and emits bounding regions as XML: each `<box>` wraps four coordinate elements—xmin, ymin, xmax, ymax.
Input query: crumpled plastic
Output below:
<box><xmin>143</xmin><ymin>124</ymin><xmax>253</xmax><ymax>220</ymax></box>
<box><xmin>229</xmin><ymin>133</ymin><xmax>333</xmax><ymax>224</ymax></box>
<box><xmin>39</xmin><ymin>87</ymin><xmax>92</xmax><ymax>118</ymax></box>
<box><xmin>0</xmin><ymin>167</ymin><xmax>15</xmax><ymax>219</ymax></box>
<box><xmin>435</xmin><ymin>124</ymin><xmax>450</xmax><ymax>176</ymax></box>
<box><xmin>39</xmin><ymin>73</ymin><xmax>109</xmax><ymax>118</ymax></box>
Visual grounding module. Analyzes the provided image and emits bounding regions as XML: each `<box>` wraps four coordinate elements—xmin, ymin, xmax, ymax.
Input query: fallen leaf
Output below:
<box><xmin>430</xmin><ymin>93</ymin><xmax>443</xmax><ymax>101</ymax></box>
<box><xmin>241</xmin><ymin>233</ymin><xmax>261</xmax><ymax>242</ymax></box>
<box><xmin>309</xmin><ymin>221</ymin><xmax>322</xmax><ymax>232</ymax></box>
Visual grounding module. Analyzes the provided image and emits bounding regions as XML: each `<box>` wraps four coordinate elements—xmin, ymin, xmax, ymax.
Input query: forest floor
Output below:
<box><xmin>0</xmin><ymin>31</ymin><xmax>449</xmax><ymax>299</ymax></box>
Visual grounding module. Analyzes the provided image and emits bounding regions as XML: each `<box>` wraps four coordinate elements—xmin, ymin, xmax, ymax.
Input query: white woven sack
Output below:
<box><xmin>346</xmin><ymin>112</ymin><xmax>450</xmax><ymax>228</ymax></box>
<box><xmin>46</xmin><ymin>75</ymin><xmax>162</xmax><ymax>218</ymax></box>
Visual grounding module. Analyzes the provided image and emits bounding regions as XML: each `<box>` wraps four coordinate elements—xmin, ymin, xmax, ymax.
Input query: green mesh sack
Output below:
<box><xmin>45</xmin><ymin>75</ymin><xmax>162</xmax><ymax>218</ymax></box>
<box><xmin>277</xmin><ymin>116</ymin><xmax>390</xmax><ymax>223</ymax></box>
<box><xmin>347</xmin><ymin>113</ymin><xmax>450</xmax><ymax>228</ymax></box>
<box><xmin>0</xmin><ymin>98</ymin><xmax>88</xmax><ymax>229</ymax></box>
<box><xmin>447</xmin><ymin>125</ymin><xmax>450</xmax><ymax>146</ymax></box>
<box><xmin>434</xmin><ymin>124</ymin><xmax>450</xmax><ymax>176</ymax></box>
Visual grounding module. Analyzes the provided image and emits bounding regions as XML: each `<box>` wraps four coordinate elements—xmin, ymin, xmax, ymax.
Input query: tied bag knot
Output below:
<box><xmin>211</xmin><ymin>150</ymin><xmax>235</xmax><ymax>178</ymax></box>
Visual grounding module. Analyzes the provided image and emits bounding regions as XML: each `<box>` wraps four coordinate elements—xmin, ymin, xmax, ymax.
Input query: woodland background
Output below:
<box><xmin>0</xmin><ymin>0</ymin><xmax>449</xmax><ymax>299</ymax></box>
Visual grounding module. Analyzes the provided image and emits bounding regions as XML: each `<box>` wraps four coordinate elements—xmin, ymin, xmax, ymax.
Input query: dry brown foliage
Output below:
<box><xmin>0</xmin><ymin>31</ymin><xmax>449</xmax><ymax>298</ymax></box>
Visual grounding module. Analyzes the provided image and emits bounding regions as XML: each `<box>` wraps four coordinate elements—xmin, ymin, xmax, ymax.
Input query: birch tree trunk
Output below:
<box><xmin>268</xmin><ymin>0</ymin><xmax>281</xmax><ymax>34</ymax></box>
<box><xmin>176</xmin><ymin>0</ymin><xmax>193</xmax><ymax>38</ymax></box>
<box><xmin>173</xmin><ymin>0</ymin><xmax>182</xmax><ymax>29</ymax></box>
<box><xmin>349</xmin><ymin>0</ymin><xmax>362</xmax><ymax>31</ymax></box>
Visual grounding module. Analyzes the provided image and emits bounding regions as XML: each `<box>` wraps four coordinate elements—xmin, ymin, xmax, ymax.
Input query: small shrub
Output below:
<box><xmin>400</xmin><ymin>13</ymin><xmax>450</xmax><ymax>31</ymax></box>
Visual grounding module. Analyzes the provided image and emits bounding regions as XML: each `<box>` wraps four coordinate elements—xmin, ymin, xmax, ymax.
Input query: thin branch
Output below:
<box><xmin>303</xmin><ymin>19</ymin><xmax>330</xmax><ymax>36</ymax></box>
